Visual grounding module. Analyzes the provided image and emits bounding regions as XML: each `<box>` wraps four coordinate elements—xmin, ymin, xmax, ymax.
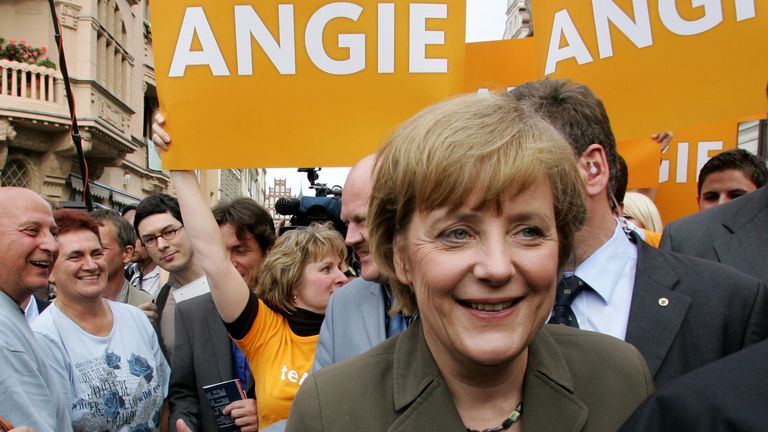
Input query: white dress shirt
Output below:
<box><xmin>569</xmin><ymin>220</ymin><xmax>637</xmax><ymax>340</ymax></box>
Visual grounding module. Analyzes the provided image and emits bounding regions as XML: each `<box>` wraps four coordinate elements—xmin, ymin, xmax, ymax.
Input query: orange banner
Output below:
<box><xmin>152</xmin><ymin>0</ymin><xmax>467</xmax><ymax>169</ymax></box>
<box><xmin>534</xmin><ymin>0</ymin><xmax>768</xmax><ymax>142</ymax></box>
<box><xmin>463</xmin><ymin>38</ymin><xmax>538</xmax><ymax>92</ymax></box>
<box><xmin>650</xmin><ymin>118</ymin><xmax>749</xmax><ymax>223</ymax></box>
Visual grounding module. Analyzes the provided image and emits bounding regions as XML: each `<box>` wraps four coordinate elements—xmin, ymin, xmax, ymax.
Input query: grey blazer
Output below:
<box><xmin>313</xmin><ymin>277</ymin><xmax>387</xmax><ymax>372</ymax></box>
<box><xmin>288</xmin><ymin>322</ymin><xmax>654</xmax><ymax>432</ymax></box>
<box><xmin>168</xmin><ymin>292</ymin><xmax>249</xmax><ymax>431</ymax></box>
<box><xmin>626</xmin><ymin>235</ymin><xmax>768</xmax><ymax>386</ymax></box>
<box><xmin>660</xmin><ymin>185</ymin><xmax>768</xmax><ymax>283</ymax></box>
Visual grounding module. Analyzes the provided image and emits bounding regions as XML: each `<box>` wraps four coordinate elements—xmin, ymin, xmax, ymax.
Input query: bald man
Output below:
<box><xmin>313</xmin><ymin>154</ymin><xmax>412</xmax><ymax>372</ymax></box>
<box><xmin>0</xmin><ymin>187</ymin><xmax>72</xmax><ymax>431</ymax></box>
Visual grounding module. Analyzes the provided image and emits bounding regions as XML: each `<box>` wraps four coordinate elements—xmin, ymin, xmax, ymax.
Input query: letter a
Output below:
<box><xmin>544</xmin><ymin>10</ymin><xmax>594</xmax><ymax>75</ymax></box>
<box><xmin>169</xmin><ymin>7</ymin><xmax>230</xmax><ymax>77</ymax></box>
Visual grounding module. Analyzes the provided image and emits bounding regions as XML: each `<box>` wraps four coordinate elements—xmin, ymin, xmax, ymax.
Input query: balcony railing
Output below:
<box><xmin>0</xmin><ymin>59</ymin><xmax>64</xmax><ymax>104</ymax></box>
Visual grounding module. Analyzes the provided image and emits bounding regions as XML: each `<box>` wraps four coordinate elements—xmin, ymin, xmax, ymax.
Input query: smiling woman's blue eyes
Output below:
<box><xmin>440</xmin><ymin>228</ymin><xmax>471</xmax><ymax>241</ymax></box>
<box><xmin>520</xmin><ymin>226</ymin><xmax>544</xmax><ymax>238</ymax></box>
<box><xmin>439</xmin><ymin>225</ymin><xmax>544</xmax><ymax>242</ymax></box>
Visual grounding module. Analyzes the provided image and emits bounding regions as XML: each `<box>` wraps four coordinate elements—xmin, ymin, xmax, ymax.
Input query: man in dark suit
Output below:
<box><xmin>661</xmin><ymin>83</ymin><xmax>768</xmax><ymax>283</ymax></box>
<box><xmin>134</xmin><ymin>193</ymin><xmax>205</xmax><ymax>362</ymax></box>
<box><xmin>661</xmin><ymin>184</ymin><xmax>768</xmax><ymax>283</ymax></box>
<box><xmin>169</xmin><ymin>197</ymin><xmax>275</xmax><ymax>432</ymax></box>
<box><xmin>620</xmin><ymin>338</ymin><xmax>768</xmax><ymax>431</ymax></box>
<box><xmin>510</xmin><ymin>80</ymin><xmax>768</xmax><ymax>386</ymax></box>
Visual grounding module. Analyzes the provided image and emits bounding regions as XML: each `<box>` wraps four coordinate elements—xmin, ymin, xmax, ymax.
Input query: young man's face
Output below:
<box><xmin>136</xmin><ymin>212</ymin><xmax>193</xmax><ymax>274</ymax></box>
<box><xmin>698</xmin><ymin>169</ymin><xmax>757</xmax><ymax>211</ymax></box>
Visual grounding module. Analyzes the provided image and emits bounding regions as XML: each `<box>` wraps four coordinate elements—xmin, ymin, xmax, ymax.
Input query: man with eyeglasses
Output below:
<box><xmin>134</xmin><ymin>193</ymin><xmax>204</xmax><ymax>362</ymax></box>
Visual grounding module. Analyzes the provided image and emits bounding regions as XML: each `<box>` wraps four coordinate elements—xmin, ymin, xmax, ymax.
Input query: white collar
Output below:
<box><xmin>574</xmin><ymin>221</ymin><xmax>635</xmax><ymax>304</ymax></box>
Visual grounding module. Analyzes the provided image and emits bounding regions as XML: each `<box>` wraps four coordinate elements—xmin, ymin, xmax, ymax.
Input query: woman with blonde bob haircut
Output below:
<box><xmin>622</xmin><ymin>191</ymin><xmax>663</xmax><ymax>233</ymax></box>
<box><xmin>287</xmin><ymin>93</ymin><xmax>653</xmax><ymax>432</ymax></box>
<box><xmin>258</xmin><ymin>223</ymin><xmax>348</xmax><ymax>314</ymax></box>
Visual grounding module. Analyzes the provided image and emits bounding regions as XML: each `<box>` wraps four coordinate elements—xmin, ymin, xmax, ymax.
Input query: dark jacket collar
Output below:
<box><xmin>390</xmin><ymin>322</ymin><xmax>588</xmax><ymax>431</ymax></box>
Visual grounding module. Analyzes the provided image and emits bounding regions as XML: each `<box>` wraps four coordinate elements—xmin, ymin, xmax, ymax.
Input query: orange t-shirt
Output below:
<box><xmin>235</xmin><ymin>299</ymin><xmax>319</xmax><ymax>428</ymax></box>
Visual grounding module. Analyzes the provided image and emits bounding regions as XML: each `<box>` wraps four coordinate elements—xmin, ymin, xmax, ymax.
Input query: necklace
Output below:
<box><xmin>465</xmin><ymin>402</ymin><xmax>523</xmax><ymax>432</ymax></box>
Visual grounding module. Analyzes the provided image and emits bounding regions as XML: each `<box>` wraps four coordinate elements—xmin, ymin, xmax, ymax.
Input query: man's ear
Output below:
<box><xmin>393</xmin><ymin>235</ymin><xmax>412</xmax><ymax>286</ymax></box>
<box><xmin>121</xmin><ymin>245</ymin><xmax>134</xmax><ymax>265</ymax></box>
<box><xmin>578</xmin><ymin>144</ymin><xmax>611</xmax><ymax>199</ymax></box>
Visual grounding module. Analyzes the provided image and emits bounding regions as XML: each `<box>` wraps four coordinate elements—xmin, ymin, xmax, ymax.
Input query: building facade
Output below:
<box><xmin>0</xmin><ymin>0</ymin><xmax>266</xmax><ymax>209</ymax></box>
<box><xmin>504</xmin><ymin>0</ymin><xmax>533</xmax><ymax>39</ymax></box>
<box><xmin>265</xmin><ymin>178</ymin><xmax>292</xmax><ymax>226</ymax></box>
<box><xmin>0</xmin><ymin>0</ymin><xmax>167</xmax><ymax>209</ymax></box>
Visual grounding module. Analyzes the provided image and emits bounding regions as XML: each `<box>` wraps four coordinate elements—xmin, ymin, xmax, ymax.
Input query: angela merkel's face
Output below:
<box><xmin>394</xmin><ymin>176</ymin><xmax>559</xmax><ymax>370</ymax></box>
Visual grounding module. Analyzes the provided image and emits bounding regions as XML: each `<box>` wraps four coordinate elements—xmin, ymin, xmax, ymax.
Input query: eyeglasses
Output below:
<box><xmin>141</xmin><ymin>226</ymin><xmax>184</xmax><ymax>248</ymax></box>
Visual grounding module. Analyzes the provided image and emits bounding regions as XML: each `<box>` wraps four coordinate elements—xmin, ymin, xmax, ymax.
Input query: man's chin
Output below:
<box><xmin>360</xmin><ymin>268</ymin><xmax>382</xmax><ymax>282</ymax></box>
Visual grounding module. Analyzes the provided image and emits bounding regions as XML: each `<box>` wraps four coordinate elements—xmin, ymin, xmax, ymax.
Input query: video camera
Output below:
<box><xmin>275</xmin><ymin>168</ymin><xmax>346</xmax><ymax>236</ymax></box>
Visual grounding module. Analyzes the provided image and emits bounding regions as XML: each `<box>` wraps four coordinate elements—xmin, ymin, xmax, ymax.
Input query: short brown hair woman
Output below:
<box><xmin>286</xmin><ymin>93</ymin><xmax>654</xmax><ymax>432</ymax></box>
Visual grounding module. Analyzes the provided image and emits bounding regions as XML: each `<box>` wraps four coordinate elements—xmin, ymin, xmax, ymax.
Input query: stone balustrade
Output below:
<box><xmin>0</xmin><ymin>59</ymin><xmax>64</xmax><ymax>104</ymax></box>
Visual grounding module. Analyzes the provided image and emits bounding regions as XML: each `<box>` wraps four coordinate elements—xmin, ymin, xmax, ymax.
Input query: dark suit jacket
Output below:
<box><xmin>287</xmin><ymin>322</ymin><xmax>654</xmax><ymax>432</ymax></box>
<box><xmin>626</xmin><ymin>236</ymin><xmax>768</xmax><ymax>386</ymax></box>
<box><xmin>620</xmin><ymin>338</ymin><xmax>768</xmax><ymax>431</ymax></box>
<box><xmin>660</xmin><ymin>185</ymin><xmax>768</xmax><ymax>283</ymax></box>
<box><xmin>168</xmin><ymin>292</ymin><xmax>254</xmax><ymax>431</ymax></box>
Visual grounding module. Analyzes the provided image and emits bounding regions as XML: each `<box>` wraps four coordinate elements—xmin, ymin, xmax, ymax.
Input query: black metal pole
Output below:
<box><xmin>46</xmin><ymin>0</ymin><xmax>93</xmax><ymax>211</ymax></box>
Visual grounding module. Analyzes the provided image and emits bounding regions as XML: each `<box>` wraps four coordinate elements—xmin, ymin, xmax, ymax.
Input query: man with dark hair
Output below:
<box><xmin>510</xmin><ymin>79</ymin><xmax>768</xmax><ymax>386</ymax></box>
<box><xmin>91</xmin><ymin>209</ymin><xmax>152</xmax><ymax>307</ymax></box>
<box><xmin>122</xmin><ymin>204</ymin><xmax>164</xmax><ymax>297</ymax></box>
<box><xmin>0</xmin><ymin>187</ymin><xmax>72</xmax><ymax>431</ymax></box>
<box><xmin>134</xmin><ymin>193</ymin><xmax>204</xmax><ymax>362</ymax></box>
<box><xmin>661</xmin><ymin>85</ymin><xmax>768</xmax><ymax>283</ymax></box>
<box><xmin>696</xmin><ymin>148</ymin><xmax>767</xmax><ymax>211</ymax></box>
<box><xmin>169</xmin><ymin>197</ymin><xmax>275</xmax><ymax>431</ymax></box>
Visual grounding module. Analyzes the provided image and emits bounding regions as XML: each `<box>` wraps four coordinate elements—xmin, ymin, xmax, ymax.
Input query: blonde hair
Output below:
<box><xmin>368</xmin><ymin>93</ymin><xmax>587</xmax><ymax>315</ymax></box>
<box><xmin>623</xmin><ymin>192</ymin><xmax>663</xmax><ymax>232</ymax></box>
<box><xmin>256</xmin><ymin>223</ymin><xmax>347</xmax><ymax>314</ymax></box>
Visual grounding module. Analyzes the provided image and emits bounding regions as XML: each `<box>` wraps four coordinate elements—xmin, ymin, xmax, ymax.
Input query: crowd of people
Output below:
<box><xmin>1</xmin><ymin>78</ymin><xmax>767</xmax><ymax>432</ymax></box>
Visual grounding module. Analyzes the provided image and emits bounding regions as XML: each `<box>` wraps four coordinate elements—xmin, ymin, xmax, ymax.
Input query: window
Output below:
<box><xmin>2</xmin><ymin>159</ymin><xmax>30</xmax><ymax>188</ymax></box>
<box><xmin>96</xmin><ymin>0</ymin><xmax>132</xmax><ymax>101</ymax></box>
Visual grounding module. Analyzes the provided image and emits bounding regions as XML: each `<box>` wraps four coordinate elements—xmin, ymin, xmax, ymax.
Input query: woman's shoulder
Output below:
<box><xmin>527</xmin><ymin>326</ymin><xmax>654</xmax><ymax>431</ymax></box>
<box><xmin>313</xmin><ymin>332</ymin><xmax>399</xmax><ymax>382</ymax></box>
<box><xmin>539</xmin><ymin>324</ymin><xmax>641</xmax><ymax>355</ymax></box>
<box><xmin>533</xmin><ymin>325</ymin><xmax>652</xmax><ymax>386</ymax></box>
<box><xmin>288</xmin><ymin>336</ymin><xmax>403</xmax><ymax>432</ymax></box>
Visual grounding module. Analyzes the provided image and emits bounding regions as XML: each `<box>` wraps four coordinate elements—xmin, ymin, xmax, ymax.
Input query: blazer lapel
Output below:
<box><xmin>386</xmin><ymin>323</ymin><xmax>590</xmax><ymax>432</ymax></box>
<box><xmin>714</xmin><ymin>191</ymin><xmax>768</xmax><ymax>280</ymax></box>
<box><xmin>625</xmin><ymin>241</ymin><xmax>691</xmax><ymax>376</ymax></box>
<box><xmin>205</xmin><ymin>298</ymin><xmax>234</xmax><ymax>380</ymax></box>
<box><xmin>522</xmin><ymin>328</ymin><xmax>588</xmax><ymax>432</ymax></box>
<box><xmin>388</xmin><ymin>322</ymin><xmax>465</xmax><ymax>432</ymax></box>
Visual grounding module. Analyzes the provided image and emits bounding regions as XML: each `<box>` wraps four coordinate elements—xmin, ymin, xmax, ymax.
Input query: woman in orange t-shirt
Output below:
<box><xmin>154</xmin><ymin>117</ymin><xmax>348</xmax><ymax>430</ymax></box>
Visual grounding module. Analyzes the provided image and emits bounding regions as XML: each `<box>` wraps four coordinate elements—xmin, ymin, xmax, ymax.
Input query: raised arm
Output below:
<box><xmin>153</xmin><ymin>114</ymin><xmax>249</xmax><ymax>322</ymax></box>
